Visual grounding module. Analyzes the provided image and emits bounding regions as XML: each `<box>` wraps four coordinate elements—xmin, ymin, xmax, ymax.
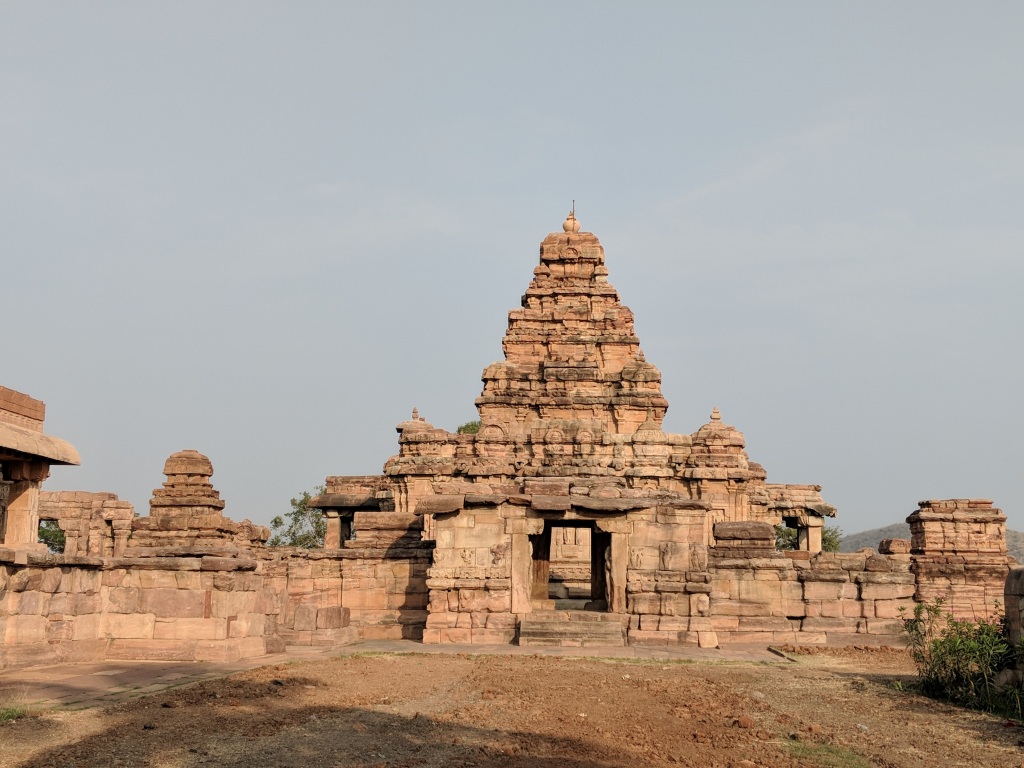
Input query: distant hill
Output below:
<box><xmin>840</xmin><ymin>523</ymin><xmax>1024</xmax><ymax>563</ymax></box>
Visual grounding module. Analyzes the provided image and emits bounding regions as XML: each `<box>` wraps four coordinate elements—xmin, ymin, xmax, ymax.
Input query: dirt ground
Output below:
<box><xmin>1</xmin><ymin>648</ymin><xmax>1022</xmax><ymax>768</ymax></box>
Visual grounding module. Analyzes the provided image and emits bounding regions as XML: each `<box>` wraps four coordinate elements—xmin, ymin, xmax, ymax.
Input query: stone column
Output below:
<box><xmin>4</xmin><ymin>481</ymin><xmax>41</xmax><ymax>550</ymax></box>
<box><xmin>510</xmin><ymin>533</ymin><xmax>532</xmax><ymax>614</ymax></box>
<box><xmin>608</xmin><ymin>532</ymin><xmax>628</xmax><ymax>613</ymax></box>
<box><xmin>324</xmin><ymin>511</ymin><xmax>342</xmax><ymax>549</ymax></box>
<box><xmin>1006</xmin><ymin>567</ymin><xmax>1024</xmax><ymax>645</ymax></box>
<box><xmin>798</xmin><ymin>518</ymin><xmax>823</xmax><ymax>553</ymax></box>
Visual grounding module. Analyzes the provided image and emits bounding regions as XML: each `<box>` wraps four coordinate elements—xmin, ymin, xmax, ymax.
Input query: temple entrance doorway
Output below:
<box><xmin>529</xmin><ymin>521</ymin><xmax>610</xmax><ymax>611</ymax></box>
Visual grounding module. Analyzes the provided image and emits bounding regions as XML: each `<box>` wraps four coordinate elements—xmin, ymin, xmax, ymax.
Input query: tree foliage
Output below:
<box><xmin>774</xmin><ymin>523</ymin><xmax>842</xmax><ymax>552</ymax></box>
<box><xmin>269</xmin><ymin>485</ymin><xmax>326</xmax><ymax>547</ymax></box>
<box><xmin>456</xmin><ymin>420</ymin><xmax>481</xmax><ymax>434</ymax></box>
<box><xmin>38</xmin><ymin>519</ymin><xmax>66</xmax><ymax>553</ymax></box>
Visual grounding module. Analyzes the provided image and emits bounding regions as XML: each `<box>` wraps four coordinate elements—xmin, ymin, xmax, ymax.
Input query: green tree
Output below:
<box><xmin>774</xmin><ymin>523</ymin><xmax>842</xmax><ymax>552</ymax></box>
<box><xmin>37</xmin><ymin>519</ymin><xmax>65</xmax><ymax>553</ymax></box>
<box><xmin>269</xmin><ymin>485</ymin><xmax>326</xmax><ymax>547</ymax></box>
<box><xmin>456</xmin><ymin>420</ymin><xmax>481</xmax><ymax>434</ymax></box>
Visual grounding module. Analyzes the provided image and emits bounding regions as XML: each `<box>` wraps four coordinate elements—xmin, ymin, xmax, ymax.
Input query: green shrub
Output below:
<box><xmin>456</xmin><ymin>420</ymin><xmax>481</xmax><ymax>434</ymax></box>
<box><xmin>900</xmin><ymin>597</ymin><xmax>1024</xmax><ymax>717</ymax></box>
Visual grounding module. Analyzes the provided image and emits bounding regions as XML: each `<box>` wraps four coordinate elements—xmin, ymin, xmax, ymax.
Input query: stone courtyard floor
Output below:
<box><xmin>2</xmin><ymin>643</ymin><xmax>1023</xmax><ymax>767</ymax></box>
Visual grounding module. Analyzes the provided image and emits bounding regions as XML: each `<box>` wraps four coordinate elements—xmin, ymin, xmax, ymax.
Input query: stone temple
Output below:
<box><xmin>0</xmin><ymin>213</ymin><xmax>1014</xmax><ymax>666</ymax></box>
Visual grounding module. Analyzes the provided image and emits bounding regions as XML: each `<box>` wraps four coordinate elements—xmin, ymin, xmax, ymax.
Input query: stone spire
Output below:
<box><xmin>474</xmin><ymin>214</ymin><xmax>668</xmax><ymax>436</ymax></box>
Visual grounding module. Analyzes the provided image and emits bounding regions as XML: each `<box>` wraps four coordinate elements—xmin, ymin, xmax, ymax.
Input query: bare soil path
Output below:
<box><xmin>1</xmin><ymin>647</ymin><xmax>1021</xmax><ymax>767</ymax></box>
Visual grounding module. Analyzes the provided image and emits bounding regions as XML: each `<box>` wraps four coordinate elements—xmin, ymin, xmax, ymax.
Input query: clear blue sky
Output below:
<box><xmin>4</xmin><ymin>2</ymin><xmax>1022</xmax><ymax>534</ymax></box>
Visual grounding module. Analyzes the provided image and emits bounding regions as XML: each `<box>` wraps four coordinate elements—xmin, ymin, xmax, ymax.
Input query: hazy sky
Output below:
<box><xmin>3</xmin><ymin>3</ymin><xmax>1022</xmax><ymax>534</ymax></box>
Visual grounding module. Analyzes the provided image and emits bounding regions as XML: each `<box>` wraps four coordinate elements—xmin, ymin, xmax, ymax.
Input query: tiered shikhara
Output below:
<box><xmin>316</xmin><ymin>213</ymin><xmax>836</xmax><ymax>645</ymax></box>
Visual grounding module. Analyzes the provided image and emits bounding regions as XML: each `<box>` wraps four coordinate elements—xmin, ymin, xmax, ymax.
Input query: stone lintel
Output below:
<box><xmin>122</xmin><ymin>545</ymin><xmax>250</xmax><ymax>558</ymax></box>
<box><xmin>414</xmin><ymin>495</ymin><xmax>465</xmax><ymax>515</ymax></box>
<box><xmin>464</xmin><ymin>493</ymin><xmax>509</xmax><ymax>506</ymax></box>
<box><xmin>308</xmin><ymin>493</ymin><xmax>378</xmax><ymax>510</ymax></box>
<box><xmin>713</xmin><ymin>521</ymin><xmax>775</xmax><ymax>542</ymax></box>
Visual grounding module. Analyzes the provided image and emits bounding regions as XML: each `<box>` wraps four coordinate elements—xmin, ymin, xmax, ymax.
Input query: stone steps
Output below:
<box><xmin>518</xmin><ymin>610</ymin><xmax>628</xmax><ymax>647</ymax></box>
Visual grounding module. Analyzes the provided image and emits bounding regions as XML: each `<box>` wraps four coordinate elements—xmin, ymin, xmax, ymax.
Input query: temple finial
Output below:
<box><xmin>710</xmin><ymin>407</ymin><xmax>721</xmax><ymax>422</ymax></box>
<box><xmin>563</xmin><ymin>207</ymin><xmax>581</xmax><ymax>233</ymax></box>
<box><xmin>412</xmin><ymin>407</ymin><xmax>419</xmax><ymax>421</ymax></box>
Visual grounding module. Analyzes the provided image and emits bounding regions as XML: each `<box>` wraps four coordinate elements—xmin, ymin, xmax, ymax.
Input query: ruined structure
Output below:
<box><xmin>0</xmin><ymin>387</ymin><xmax>79</xmax><ymax>551</ymax></box>
<box><xmin>0</xmin><ymin>213</ymin><xmax>1014</xmax><ymax>668</ymax></box>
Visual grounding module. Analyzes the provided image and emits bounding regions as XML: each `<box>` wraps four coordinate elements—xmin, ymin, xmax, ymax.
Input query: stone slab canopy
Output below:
<box><xmin>0</xmin><ymin>386</ymin><xmax>79</xmax><ymax>550</ymax></box>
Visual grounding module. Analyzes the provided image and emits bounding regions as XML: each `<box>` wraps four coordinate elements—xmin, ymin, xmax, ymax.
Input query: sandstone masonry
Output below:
<box><xmin>0</xmin><ymin>213</ymin><xmax>1014</xmax><ymax>666</ymax></box>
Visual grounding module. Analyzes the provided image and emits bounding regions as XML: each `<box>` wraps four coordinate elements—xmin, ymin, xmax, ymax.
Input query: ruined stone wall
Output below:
<box><xmin>38</xmin><ymin>491</ymin><xmax>134</xmax><ymax>558</ymax></box>
<box><xmin>909</xmin><ymin>499</ymin><xmax>1008</xmax><ymax>619</ymax></box>
<box><xmin>0</xmin><ymin>548</ymin><xmax>271</xmax><ymax>669</ymax></box>
<box><xmin>254</xmin><ymin>552</ymin><xmax>352</xmax><ymax>649</ymax></box>
<box><xmin>625</xmin><ymin>521</ymin><xmax>916</xmax><ymax>648</ymax></box>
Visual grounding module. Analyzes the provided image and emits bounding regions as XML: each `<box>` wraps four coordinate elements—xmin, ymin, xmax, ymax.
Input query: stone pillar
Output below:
<box><xmin>608</xmin><ymin>532</ymin><xmax>628</xmax><ymax>613</ymax></box>
<box><xmin>325</xmin><ymin>511</ymin><xmax>342</xmax><ymax>549</ymax></box>
<box><xmin>4</xmin><ymin>481</ymin><xmax>41</xmax><ymax>550</ymax></box>
<box><xmin>510</xmin><ymin>533</ymin><xmax>532</xmax><ymax>614</ymax></box>
<box><xmin>529</xmin><ymin>525</ymin><xmax>551</xmax><ymax>602</ymax></box>
<box><xmin>1005</xmin><ymin>567</ymin><xmax>1024</xmax><ymax>645</ymax></box>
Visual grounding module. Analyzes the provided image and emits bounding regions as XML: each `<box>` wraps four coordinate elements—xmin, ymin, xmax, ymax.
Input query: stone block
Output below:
<box><xmin>737</xmin><ymin>580</ymin><xmax>782</xmax><ymax>604</ymax></box>
<box><xmin>874</xmin><ymin>599</ymin><xmax>915</xmax><ymax>619</ymax></box>
<box><xmin>140</xmin><ymin>588</ymin><xmax>206</xmax><ymax>619</ymax></box>
<box><xmin>212</xmin><ymin>590</ymin><xmax>256</xmax><ymax>618</ymax></box>
<box><xmin>154</xmin><ymin>617</ymin><xmax>228</xmax><ymax>641</ymax></box>
<box><xmin>317</xmin><ymin>606</ymin><xmax>347</xmax><ymax>629</ymax></box>
<box><xmin>801</xmin><ymin>617</ymin><xmax>861</xmax><ymax>632</ymax></box>
<box><xmin>40</xmin><ymin>568</ymin><xmax>62</xmax><ymax>593</ymax></box>
<box><xmin>485</xmin><ymin>612</ymin><xmax>518</xmax><ymax>628</ymax></box>
<box><xmin>71</xmin><ymin>613</ymin><xmax>101</xmax><ymax>640</ymax></box>
<box><xmin>5</xmin><ymin>614</ymin><xmax>46</xmax><ymax>643</ymax></box>
<box><xmin>737</xmin><ymin>616</ymin><xmax>797</xmax><ymax>632</ymax></box>
<box><xmin>864</xmin><ymin>619</ymin><xmax>904</xmax><ymax>636</ymax></box>
<box><xmin>61</xmin><ymin>638</ymin><xmax>108</xmax><ymax>662</ymax></box>
<box><xmin>860</xmin><ymin>583</ymin><xmax>915</xmax><ymax>601</ymax></box>
<box><xmin>802</xmin><ymin>581</ymin><xmax>844</xmax><ymax>601</ymax></box>
<box><xmin>439</xmin><ymin>627</ymin><xmax>472</xmax><ymax>643</ymax></box>
<box><xmin>293</xmin><ymin>603</ymin><xmax>318</xmax><ymax>631</ymax></box>
<box><xmin>45</xmin><ymin>619</ymin><xmax>73</xmax><ymax>642</ymax></box>
<box><xmin>627</xmin><ymin>593</ymin><xmax>661</xmax><ymax>614</ymax></box>
<box><xmin>138</xmin><ymin>571</ymin><xmax>180</xmax><ymax>589</ymax></box>
<box><xmin>697</xmin><ymin>630</ymin><xmax>718</xmax><ymax>648</ymax></box>
<box><xmin>471</xmin><ymin>627</ymin><xmax>515</xmax><ymax>643</ymax></box>
<box><xmin>101</xmin><ymin>613</ymin><xmax>156</xmax><ymax>639</ymax></box>
<box><xmin>102</xmin><ymin>587</ymin><xmax>141</xmax><ymax>614</ymax></box>
<box><xmin>14</xmin><ymin>591</ymin><xmax>50</xmax><ymax>615</ymax></box>
<box><xmin>175</xmin><ymin>572</ymin><xmax>202</xmax><ymax>590</ymax></box>
<box><xmin>237</xmin><ymin>636</ymin><xmax>269</xmax><ymax>658</ymax></box>
<box><xmin>421</xmin><ymin>628</ymin><xmax>442</xmax><ymax>644</ymax></box>
<box><xmin>194</xmin><ymin>640</ymin><xmax>241</xmax><ymax>663</ymax></box>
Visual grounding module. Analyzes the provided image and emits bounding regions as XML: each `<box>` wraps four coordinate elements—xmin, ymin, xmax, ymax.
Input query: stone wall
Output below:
<box><xmin>0</xmin><ymin>450</ymin><xmax>432</xmax><ymax>670</ymax></box>
<box><xmin>38</xmin><ymin>491</ymin><xmax>134</xmax><ymax>558</ymax></box>
<box><xmin>909</xmin><ymin>499</ymin><xmax>1008</xmax><ymax>619</ymax></box>
<box><xmin>0</xmin><ymin>548</ymin><xmax>271</xmax><ymax>668</ymax></box>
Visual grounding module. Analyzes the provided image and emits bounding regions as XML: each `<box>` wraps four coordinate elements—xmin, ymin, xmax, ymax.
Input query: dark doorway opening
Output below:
<box><xmin>529</xmin><ymin>521</ymin><xmax>609</xmax><ymax>611</ymax></box>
